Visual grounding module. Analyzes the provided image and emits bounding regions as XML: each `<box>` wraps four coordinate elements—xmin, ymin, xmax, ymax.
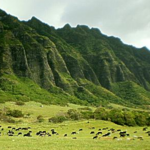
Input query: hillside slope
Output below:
<box><xmin>0</xmin><ymin>9</ymin><xmax>150</xmax><ymax>107</ymax></box>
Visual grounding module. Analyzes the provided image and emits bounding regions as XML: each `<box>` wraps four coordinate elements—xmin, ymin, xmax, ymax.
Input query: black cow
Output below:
<box><xmin>24</xmin><ymin>132</ymin><xmax>32</xmax><ymax>137</ymax></box>
<box><xmin>119</xmin><ymin>131</ymin><xmax>126</xmax><ymax>137</ymax></box>
<box><xmin>113</xmin><ymin>136</ymin><xmax>117</xmax><ymax>140</ymax></box>
<box><xmin>102</xmin><ymin>132</ymin><xmax>111</xmax><ymax>137</ymax></box>
<box><xmin>90</xmin><ymin>131</ymin><xmax>95</xmax><ymax>134</ymax></box>
<box><xmin>18</xmin><ymin>132</ymin><xmax>22</xmax><ymax>136</ymax></box>
<box><xmin>143</xmin><ymin>127</ymin><xmax>148</xmax><ymax>131</ymax></box>
<box><xmin>96</xmin><ymin>131</ymin><xmax>102</xmax><ymax>135</ymax></box>
<box><xmin>93</xmin><ymin>135</ymin><xmax>98</xmax><ymax>139</ymax></box>
<box><xmin>71</xmin><ymin>132</ymin><xmax>77</xmax><ymax>135</ymax></box>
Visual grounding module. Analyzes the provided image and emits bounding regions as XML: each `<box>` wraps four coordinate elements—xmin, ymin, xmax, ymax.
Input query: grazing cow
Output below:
<box><xmin>126</xmin><ymin>134</ymin><xmax>130</xmax><ymax>137</ymax></box>
<box><xmin>117</xmin><ymin>129</ymin><xmax>121</xmax><ymax>132</ymax></box>
<box><xmin>47</xmin><ymin>133</ymin><xmax>51</xmax><ymax>136</ymax></box>
<box><xmin>119</xmin><ymin>131</ymin><xmax>126</xmax><ymax>137</ymax></box>
<box><xmin>146</xmin><ymin>131</ymin><xmax>150</xmax><ymax>134</ymax></box>
<box><xmin>71</xmin><ymin>132</ymin><xmax>77</xmax><ymax>135</ymax></box>
<box><xmin>24</xmin><ymin>132</ymin><xmax>32</xmax><ymax>137</ymax></box>
<box><xmin>93</xmin><ymin>135</ymin><xmax>98</xmax><ymax>139</ymax></box>
<box><xmin>51</xmin><ymin>129</ymin><xmax>57</xmax><ymax>135</ymax></box>
<box><xmin>36</xmin><ymin>131</ymin><xmax>47</xmax><ymax>137</ymax></box>
<box><xmin>22</xmin><ymin>127</ymin><xmax>28</xmax><ymax>130</ymax></box>
<box><xmin>64</xmin><ymin>134</ymin><xmax>67</xmax><ymax>137</ymax></box>
<box><xmin>134</xmin><ymin>131</ymin><xmax>137</xmax><ymax>133</ymax></box>
<box><xmin>102</xmin><ymin>132</ymin><xmax>111</xmax><ymax>137</ymax></box>
<box><xmin>113</xmin><ymin>136</ymin><xmax>118</xmax><ymax>140</ymax></box>
<box><xmin>143</xmin><ymin>127</ymin><xmax>148</xmax><ymax>131</ymax></box>
<box><xmin>8</xmin><ymin>126</ymin><xmax>12</xmax><ymax>129</ymax></box>
<box><xmin>90</xmin><ymin>131</ymin><xmax>95</xmax><ymax>134</ymax></box>
<box><xmin>79</xmin><ymin>129</ymin><xmax>83</xmax><ymax>131</ymax></box>
<box><xmin>51</xmin><ymin>130</ymin><xmax>57</xmax><ymax>135</ymax></box>
<box><xmin>16</xmin><ymin>128</ymin><xmax>21</xmax><ymax>131</ymax></box>
<box><xmin>7</xmin><ymin>130</ymin><xmax>14</xmax><ymax>136</ymax></box>
<box><xmin>102</xmin><ymin>127</ymin><xmax>108</xmax><ymax>130</ymax></box>
<box><xmin>18</xmin><ymin>132</ymin><xmax>22</xmax><ymax>136</ymax></box>
<box><xmin>72</xmin><ymin>137</ymin><xmax>77</xmax><ymax>139</ymax></box>
<box><xmin>96</xmin><ymin>131</ymin><xmax>102</xmax><ymax>135</ymax></box>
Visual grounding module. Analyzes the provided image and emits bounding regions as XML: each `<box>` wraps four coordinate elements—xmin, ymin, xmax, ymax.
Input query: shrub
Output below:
<box><xmin>15</xmin><ymin>101</ymin><xmax>25</xmax><ymax>106</ymax></box>
<box><xmin>94</xmin><ymin>107</ymin><xmax>108</xmax><ymax>120</ymax></box>
<box><xmin>78</xmin><ymin>107</ymin><xmax>92</xmax><ymax>111</ymax></box>
<box><xmin>37</xmin><ymin>115</ymin><xmax>44</xmax><ymax>122</ymax></box>
<box><xmin>67</xmin><ymin>109</ymin><xmax>81</xmax><ymax>120</ymax></box>
<box><xmin>6</xmin><ymin>110</ymin><xmax>24</xmax><ymax>118</ymax></box>
<box><xmin>81</xmin><ymin>111</ymin><xmax>94</xmax><ymax>119</ymax></box>
<box><xmin>109</xmin><ymin>109</ymin><xmax>125</xmax><ymax>125</ymax></box>
<box><xmin>49</xmin><ymin>115</ymin><xmax>67</xmax><ymax>123</ymax></box>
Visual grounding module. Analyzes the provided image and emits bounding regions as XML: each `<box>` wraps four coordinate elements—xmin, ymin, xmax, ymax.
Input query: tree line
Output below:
<box><xmin>49</xmin><ymin>107</ymin><xmax>150</xmax><ymax>126</ymax></box>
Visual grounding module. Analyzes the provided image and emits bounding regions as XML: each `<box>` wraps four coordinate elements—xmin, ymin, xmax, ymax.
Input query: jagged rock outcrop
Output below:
<box><xmin>0</xmin><ymin>9</ymin><xmax>150</xmax><ymax>106</ymax></box>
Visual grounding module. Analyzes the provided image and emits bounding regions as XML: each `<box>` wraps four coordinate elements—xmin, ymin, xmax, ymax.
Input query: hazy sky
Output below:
<box><xmin>0</xmin><ymin>0</ymin><xmax>150</xmax><ymax>49</ymax></box>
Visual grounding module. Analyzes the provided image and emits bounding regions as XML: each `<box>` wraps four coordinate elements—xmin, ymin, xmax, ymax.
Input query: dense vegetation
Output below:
<box><xmin>49</xmin><ymin>107</ymin><xmax>150</xmax><ymax>126</ymax></box>
<box><xmin>0</xmin><ymin>9</ymin><xmax>150</xmax><ymax>108</ymax></box>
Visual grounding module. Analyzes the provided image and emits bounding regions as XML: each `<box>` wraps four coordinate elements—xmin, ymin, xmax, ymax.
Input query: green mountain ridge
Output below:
<box><xmin>0</xmin><ymin>9</ymin><xmax>150</xmax><ymax>107</ymax></box>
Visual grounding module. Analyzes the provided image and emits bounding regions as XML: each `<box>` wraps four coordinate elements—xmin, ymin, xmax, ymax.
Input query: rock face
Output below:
<box><xmin>0</xmin><ymin>9</ymin><xmax>150</xmax><ymax>106</ymax></box>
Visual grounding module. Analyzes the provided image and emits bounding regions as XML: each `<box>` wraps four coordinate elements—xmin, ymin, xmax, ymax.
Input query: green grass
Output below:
<box><xmin>0</xmin><ymin>102</ymin><xmax>150</xmax><ymax>150</ymax></box>
<box><xmin>0</xmin><ymin>101</ymin><xmax>95</xmax><ymax>123</ymax></box>
<box><xmin>0</xmin><ymin>120</ymin><xmax>150</xmax><ymax>150</ymax></box>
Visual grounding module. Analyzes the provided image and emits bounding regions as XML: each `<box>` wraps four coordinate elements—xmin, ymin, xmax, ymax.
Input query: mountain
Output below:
<box><xmin>0</xmin><ymin>9</ymin><xmax>150</xmax><ymax>107</ymax></box>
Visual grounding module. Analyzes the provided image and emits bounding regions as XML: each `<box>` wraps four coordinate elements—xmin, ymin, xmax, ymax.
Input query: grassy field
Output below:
<box><xmin>0</xmin><ymin>102</ymin><xmax>150</xmax><ymax>150</ymax></box>
<box><xmin>0</xmin><ymin>101</ymin><xmax>93</xmax><ymax>122</ymax></box>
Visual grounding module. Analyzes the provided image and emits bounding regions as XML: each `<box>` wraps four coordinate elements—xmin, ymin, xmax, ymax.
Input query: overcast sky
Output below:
<box><xmin>0</xmin><ymin>0</ymin><xmax>150</xmax><ymax>49</ymax></box>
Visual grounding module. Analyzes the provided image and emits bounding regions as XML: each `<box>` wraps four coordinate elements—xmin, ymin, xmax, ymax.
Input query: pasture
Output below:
<box><xmin>0</xmin><ymin>102</ymin><xmax>150</xmax><ymax>150</ymax></box>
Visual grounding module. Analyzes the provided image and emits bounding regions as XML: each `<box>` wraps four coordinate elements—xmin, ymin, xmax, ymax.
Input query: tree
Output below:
<box><xmin>124</xmin><ymin>111</ymin><xmax>136</xmax><ymax>126</ymax></box>
<box><xmin>67</xmin><ymin>109</ymin><xmax>81</xmax><ymax>120</ymax></box>
<box><xmin>109</xmin><ymin>109</ymin><xmax>125</xmax><ymax>125</ymax></box>
<box><xmin>94</xmin><ymin>107</ymin><xmax>108</xmax><ymax>120</ymax></box>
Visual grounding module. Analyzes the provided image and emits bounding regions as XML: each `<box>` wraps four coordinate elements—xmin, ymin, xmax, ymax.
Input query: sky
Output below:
<box><xmin>0</xmin><ymin>0</ymin><xmax>150</xmax><ymax>50</ymax></box>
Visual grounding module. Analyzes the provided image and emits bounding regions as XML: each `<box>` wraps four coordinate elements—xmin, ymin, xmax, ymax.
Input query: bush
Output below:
<box><xmin>49</xmin><ymin>115</ymin><xmax>67</xmax><ymax>123</ymax></box>
<box><xmin>6</xmin><ymin>110</ymin><xmax>24</xmax><ymax>118</ymax></box>
<box><xmin>81</xmin><ymin>111</ymin><xmax>94</xmax><ymax>119</ymax></box>
<box><xmin>94</xmin><ymin>107</ymin><xmax>108</xmax><ymax>120</ymax></box>
<box><xmin>78</xmin><ymin>107</ymin><xmax>92</xmax><ymax>111</ymax></box>
<box><xmin>67</xmin><ymin>109</ymin><xmax>81</xmax><ymax>120</ymax></box>
<box><xmin>37</xmin><ymin>115</ymin><xmax>44</xmax><ymax>122</ymax></box>
<box><xmin>15</xmin><ymin>101</ymin><xmax>25</xmax><ymax>106</ymax></box>
<box><xmin>109</xmin><ymin>109</ymin><xmax>125</xmax><ymax>125</ymax></box>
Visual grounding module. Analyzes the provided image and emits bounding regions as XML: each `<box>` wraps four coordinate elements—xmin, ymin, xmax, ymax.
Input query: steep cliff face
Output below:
<box><xmin>1</xmin><ymin>9</ymin><xmax>150</xmax><ymax>106</ymax></box>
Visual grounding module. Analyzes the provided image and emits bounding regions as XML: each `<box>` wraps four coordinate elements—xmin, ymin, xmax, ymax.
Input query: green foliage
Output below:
<box><xmin>49</xmin><ymin>115</ymin><xmax>67</xmax><ymax>123</ymax></box>
<box><xmin>124</xmin><ymin>111</ymin><xmax>136</xmax><ymax>126</ymax></box>
<box><xmin>81</xmin><ymin>111</ymin><xmax>94</xmax><ymax>119</ymax></box>
<box><xmin>1</xmin><ymin>10</ymin><xmax>150</xmax><ymax>108</ymax></box>
<box><xmin>94</xmin><ymin>107</ymin><xmax>108</xmax><ymax>120</ymax></box>
<box><xmin>109</xmin><ymin>109</ymin><xmax>125</xmax><ymax>125</ymax></box>
<box><xmin>37</xmin><ymin>115</ymin><xmax>44</xmax><ymax>122</ymax></box>
<box><xmin>15</xmin><ymin>101</ymin><xmax>25</xmax><ymax>106</ymax></box>
<box><xmin>6</xmin><ymin>109</ymin><xmax>24</xmax><ymax>118</ymax></box>
<box><xmin>67</xmin><ymin>109</ymin><xmax>81</xmax><ymax>120</ymax></box>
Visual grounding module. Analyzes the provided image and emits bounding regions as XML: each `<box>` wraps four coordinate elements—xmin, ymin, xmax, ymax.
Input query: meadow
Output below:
<box><xmin>0</xmin><ymin>102</ymin><xmax>150</xmax><ymax>150</ymax></box>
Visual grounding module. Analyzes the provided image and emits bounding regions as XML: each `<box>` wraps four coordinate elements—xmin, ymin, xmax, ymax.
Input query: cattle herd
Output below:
<box><xmin>0</xmin><ymin>124</ymin><xmax>150</xmax><ymax>140</ymax></box>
